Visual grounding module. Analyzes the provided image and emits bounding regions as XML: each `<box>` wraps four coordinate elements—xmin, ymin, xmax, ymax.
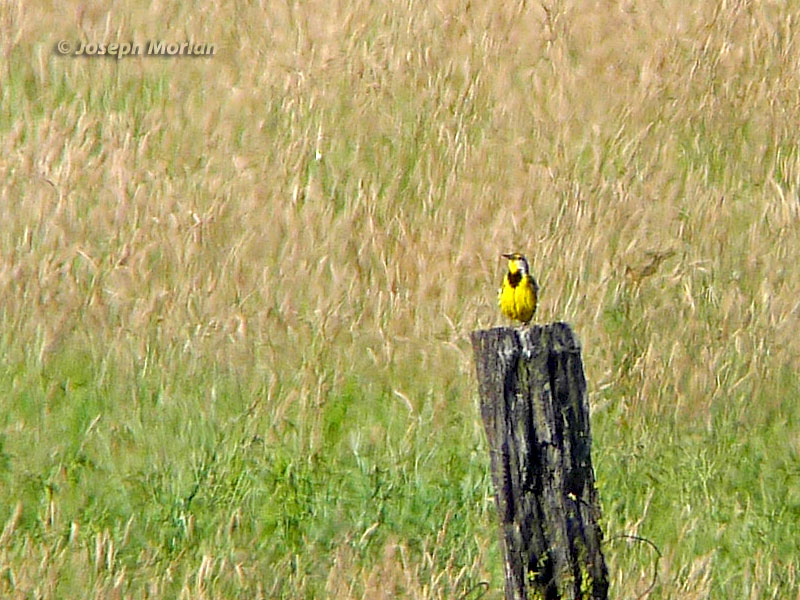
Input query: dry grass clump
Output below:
<box><xmin>1</xmin><ymin>0</ymin><xmax>799</xmax><ymax>598</ymax></box>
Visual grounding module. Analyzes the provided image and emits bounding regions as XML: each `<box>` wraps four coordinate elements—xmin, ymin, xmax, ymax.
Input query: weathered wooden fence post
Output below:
<box><xmin>470</xmin><ymin>323</ymin><xmax>608</xmax><ymax>600</ymax></box>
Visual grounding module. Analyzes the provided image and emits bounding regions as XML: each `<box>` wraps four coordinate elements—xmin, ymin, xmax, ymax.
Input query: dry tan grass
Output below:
<box><xmin>2</xmin><ymin>0</ymin><xmax>800</xmax><ymax>598</ymax></box>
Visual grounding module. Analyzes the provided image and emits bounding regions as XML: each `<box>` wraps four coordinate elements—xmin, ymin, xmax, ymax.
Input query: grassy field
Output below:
<box><xmin>2</xmin><ymin>0</ymin><xmax>800</xmax><ymax>597</ymax></box>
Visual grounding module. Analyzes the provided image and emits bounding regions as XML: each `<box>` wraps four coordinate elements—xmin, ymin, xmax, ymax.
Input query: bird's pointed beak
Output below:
<box><xmin>501</xmin><ymin>253</ymin><xmax>513</xmax><ymax>259</ymax></box>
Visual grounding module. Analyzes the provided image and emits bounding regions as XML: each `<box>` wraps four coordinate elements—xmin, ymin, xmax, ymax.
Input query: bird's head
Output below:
<box><xmin>502</xmin><ymin>252</ymin><xmax>530</xmax><ymax>275</ymax></box>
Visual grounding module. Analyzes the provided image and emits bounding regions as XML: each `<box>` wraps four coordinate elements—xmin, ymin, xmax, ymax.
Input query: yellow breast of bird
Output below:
<box><xmin>499</xmin><ymin>274</ymin><xmax>537</xmax><ymax>322</ymax></box>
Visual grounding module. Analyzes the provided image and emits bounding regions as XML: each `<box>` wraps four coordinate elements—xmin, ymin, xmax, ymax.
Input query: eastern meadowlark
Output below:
<box><xmin>498</xmin><ymin>252</ymin><xmax>539</xmax><ymax>324</ymax></box>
